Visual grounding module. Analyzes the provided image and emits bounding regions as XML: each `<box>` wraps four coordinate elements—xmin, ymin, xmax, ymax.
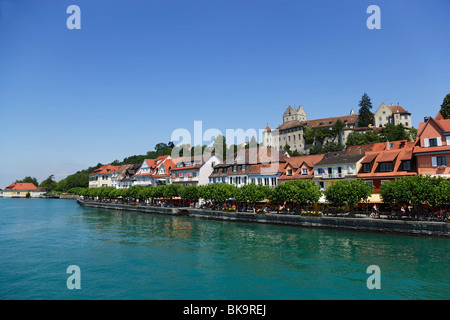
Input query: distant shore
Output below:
<box><xmin>77</xmin><ymin>199</ymin><xmax>450</xmax><ymax>238</ymax></box>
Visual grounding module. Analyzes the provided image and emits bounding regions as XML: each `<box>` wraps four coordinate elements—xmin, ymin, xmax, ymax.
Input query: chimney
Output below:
<box><xmin>386</xmin><ymin>140</ymin><xmax>390</xmax><ymax>150</ymax></box>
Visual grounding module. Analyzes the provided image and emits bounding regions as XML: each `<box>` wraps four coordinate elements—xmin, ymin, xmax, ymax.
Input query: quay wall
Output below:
<box><xmin>77</xmin><ymin>200</ymin><xmax>450</xmax><ymax>237</ymax></box>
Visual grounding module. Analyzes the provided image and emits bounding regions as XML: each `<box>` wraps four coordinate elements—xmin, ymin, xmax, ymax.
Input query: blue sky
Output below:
<box><xmin>0</xmin><ymin>0</ymin><xmax>449</xmax><ymax>187</ymax></box>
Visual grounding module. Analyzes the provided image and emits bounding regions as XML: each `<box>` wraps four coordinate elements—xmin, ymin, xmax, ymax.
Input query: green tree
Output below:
<box><xmin>346</xmin><ymin>130</ymin><xmax>383</xmax><ymax>147</ymax></box>
<box><xmin>235</xmin><ymin>183</ymin><xmax>271</xmax><ymax>210</ymax></box>
<box><xmin>380</xmin><ymin>175</ymin><xmax>445</xmax><ymax>215</ymax></box>
<box><xmin>439</xmin><ymin>93</ymin><xmax>450</xmax><ymax>119</ymax></box>
<box><xmin>324</xmin><ymin>179</ymin><xmax>373</xmax><ymax>216</ymax></box>
<box><xmin>179</xmin><ymin>185</ymin><xmax>200</xmax><ymax>206</ymax></box>
<box><xmin>16</xmin><ymin>176</ymin><xmax>39</xmax><ymax>187</ymax></box>
<box><xmin>357</xmin><ymin>93</ymin><xmax>374</xmax><ymax>127</ymax></box>
<box><xmin>381</xmin><ymin>124</ymin><xmax>410</xmax><ymax>142</ymax></box>
<box><xmin>40</xmin><ymin>174</ymin><xmax>57</xmax><ymax>191</ymax></box>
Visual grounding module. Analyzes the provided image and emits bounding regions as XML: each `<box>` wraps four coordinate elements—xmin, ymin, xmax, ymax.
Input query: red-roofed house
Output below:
<box><xmin>134</xmin><ymin>155</ymin><xmax>176</xmax><ymax>186</ymax></box>
<box><xmin>89</xmin><ymin>164</ymin><xmax>121</xmax><ymax>188</ymax></box>
<box><xmin>278</xmin><ymin>154</ymin><xmax>325</xmax><ymax>183</ymax></box>
<box><xmin>1</xmin><ymin>182</ymin><xmax>46</xmax><ymax>198</ymax></box>
<box><xmin>413</xmin><ymin>116</ymin><xmax>450</xmax><ymax>178</ymax></box>
<box><xmin>374</xmin><ymin>103</ymin><xmax>412</xmax><ymax>128</ymax></box>
<box><xmin>170</xmin><ymin>154</ymin><xmax>221</xmax><ymax>186</ymax></box>
<box><xmin>357</xmin><ymin>140</ymin><xmax>417</xmax><ymax>193</ymax></box>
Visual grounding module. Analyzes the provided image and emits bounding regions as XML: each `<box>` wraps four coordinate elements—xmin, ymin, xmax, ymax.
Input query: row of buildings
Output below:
<box><xmin>82</xmin><ymin>113</ymin><xmax>449</xmax><ymax>204</ymax></box>
<box><xmin>2</xmin><ymin>104</ymin><xmax>448</xmax><ymax>201</ymax></box>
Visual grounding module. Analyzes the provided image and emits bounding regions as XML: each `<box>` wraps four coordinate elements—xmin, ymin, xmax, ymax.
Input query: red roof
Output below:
<box><xmin>388</xmin><ymin>105</ymin><xmax>410</xmax><ymax>114</ymax></box>
<box><xmin>5</xmin><ymin>183</ymin><xmax>37</xmax><ymax>191</ymax></box>
<box><xmin>90</xmin><ymin>164</ymin><xmax>121</xmax><ymax>176</ymax></box>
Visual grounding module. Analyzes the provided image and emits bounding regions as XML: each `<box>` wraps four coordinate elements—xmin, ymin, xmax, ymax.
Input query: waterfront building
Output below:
<box><xmin>1</xmin><ymin>183</ymin><xmax>46</xmax><ymax>198</ymax></box>
<box><xmin>373</xmin><ymin>103</ymin><xmax>412</xmax><ymax>128</ymax></box>
<box><xmin>208</xmin><ymin>147</ymin><xmax>288</xmax><ymax>187</ymax></box>
<box><xmin>278</xmin><ymin>154</ymin><xmax>325</xmax><ymax>183</ymax></box>
<box><xmin>134</xmin><ymin>155</ymin><xmax>177</xmax><ymax>186</ymax></box>
<box><xmin>111</xmin><ymin>164</ymin><xmax>141</xmax><ymax>189</ymax></box>
<box><xmin>88</xmin><ymin>164</ymin><xmax>121</xmax><ymax>188</ymax></box>
<box><xmin>170</xmin><ymin>154</ymin><xmax>221</xmax><ymax>186</ymax></box>
<box><xmin>313</xmin><ymin>150</ymin><xmax>365</xmax><ymax>190</ymax></box>
<box><xmin>357</xmin><ymin>140</ymin><xmax>417</xmax><ymax>193</ymax></box>
<box><xmin>413</xmin><ymin>116</ymin><xmax>450</xmax><ymax>178</ymax></box>
<box><xmin>262</xmin><ymin>105</ymin><xmax>359</xmax><ymax>154</ymax></box>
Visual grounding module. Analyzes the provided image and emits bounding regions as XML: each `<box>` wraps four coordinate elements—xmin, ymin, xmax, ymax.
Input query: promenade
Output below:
<box><xmin>77</xmin><ymin>200</ymin><xmax>450</xmax><ymax>237</ymax></box>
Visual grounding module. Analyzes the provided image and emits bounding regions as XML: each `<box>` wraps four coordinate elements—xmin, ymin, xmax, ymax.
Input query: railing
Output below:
<box><xmin>321</xmin><ymin>172</ymin><xmax>345</xmax><ymax>179</ymax></box>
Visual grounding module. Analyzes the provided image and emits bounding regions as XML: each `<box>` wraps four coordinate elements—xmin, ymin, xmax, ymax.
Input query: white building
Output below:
<box><xmin>373</xmin><ymin>103</ymin><xmax>412</xmax><ymax>128</ymax></box>
<box><xmin>170</xmin><ymin>155</ymin><xmax>221</xmax><ymax>186</ymax></box>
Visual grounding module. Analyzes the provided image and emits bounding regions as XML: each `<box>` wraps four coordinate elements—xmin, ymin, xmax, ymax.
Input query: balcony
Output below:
<box><xmin>322</xmin><ymin>172</ymin><xmax>345</xmax><ymax>179</ymax></box>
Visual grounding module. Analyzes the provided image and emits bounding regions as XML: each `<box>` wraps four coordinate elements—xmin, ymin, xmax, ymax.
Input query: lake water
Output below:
<box><xmin>0</xmin><ymin>198</ymin><xmax>448</xmax><ymax>300</ymax></box>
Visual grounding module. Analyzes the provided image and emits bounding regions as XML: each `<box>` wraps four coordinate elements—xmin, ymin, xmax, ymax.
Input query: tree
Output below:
<box><xmin>381</xmin><ymin>124</ymin><xmax>410</xmax><ymax>142</ymax></box>
<box><xmin>235</xmin><ymin>184</ymin><xmax>271</xmax><ymax>210</ymax></box>
<box><xmin>16</xmin><ymin>176</ymin><xmax>39</xmax><ymax>187</ymax></box>
<box><xmin>439</xmin><ymin>93</ymin><xmax>450</xmax><ymax>119</ymax></box>
<box><xmin>380</xmin><ymin>175</ymin><xmax>445</xmax><ymax>215</ymax></box>
<box><xmin>212</xmin><ymin>135</ymin><xmax>227</xmax><ymax>162</ymax></box>
<box><xmin>40</xmin><ymin>175</ymin><xmax>57</xmax><ymax>191</ymax></box>
<box><xmin>357</xmin><ymin>93</ymin><xmax>374</xmax><ymax>127</ymax></box>
<box><xmin>179</xmin><ymin>185</ymin><xmax>200</xmax><ymax>206</ymax></box>
<box><xmin>272</xmin><ymin>180</ymin><xmax>321</xmax><ymax>213</ymax></box>
<box><xmin>346</xmin><ymin>130</ymin><xmax>383</xmax><ymax>147</ymax></box>
<box><xmin>324</xmin><ymin>179</ymin><xmax>373</xmax><ymax>216</ymax></box>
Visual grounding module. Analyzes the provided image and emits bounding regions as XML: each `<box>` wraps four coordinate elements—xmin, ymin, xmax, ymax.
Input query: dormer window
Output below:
<box><xmin>429</xmin><ymin>138</ymin><xmax>438</xmax><ymax>147</ymax></box>
<box><xmin>379</xmin><ymin>162</ymin><xmax>393</xmax><ymax>172</ymax></box>
<box><xmin>287</xmin><ymin>169</ymin><xmax>293</xmax><ymax>176</ymax></box>
<box><xmin>302</xmin><ymin>168</ymin><xmax>308</xmax><ymax>175</ymax></box>
<box><xmin>362</xmin><ymin>163</ymin><xmax>371</xmax><ymax>173</ymax></box>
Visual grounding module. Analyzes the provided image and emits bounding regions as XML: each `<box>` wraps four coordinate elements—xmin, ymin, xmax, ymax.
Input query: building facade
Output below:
<box><xmin>262</xmin><ymin>105</ymin><xmax>359</xmax><ymax>154</ymax></box>
<box><xmin>208</xmin><ymin>147</ymin><xmax>288</xmax><ymax>187</ymax></box>
<box><xmin>134</xmin><ymin>155</ymin><xmax>176</xmax><ymax>186</ymax></box>
<box><xmin>170</xmin><ymin>155</ymin><xmax>221</xmax><ymax>186</ymax></box>
<box><xmin>373</xmin><ymin>103</ymin><xmax>412</xmax><ymax>128</ymax></box>
<box><xmin>413</xmin><ymin>116</ymin><xmax>450</xmax><ymax>178</ymax></box>
<box><xmin>1</xmin><ymin>183</ymin><xmax>46</xmax><ymax>198</ymax></box>
<box><xmin>89</xmin><ymin>164</ymin><xmax>121</xmax><ymax>188</ymax></box>
<box><xmin>313</xmin><ymin>151</ymin><xmax>365</xmax><ymax>190</ymax></box>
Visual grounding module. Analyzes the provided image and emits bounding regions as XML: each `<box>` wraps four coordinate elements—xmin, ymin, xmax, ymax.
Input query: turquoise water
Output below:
<box><xmin>0</xmin><ymin>198</ymin><xmax>449</xmax><ymax>300</ymax></box>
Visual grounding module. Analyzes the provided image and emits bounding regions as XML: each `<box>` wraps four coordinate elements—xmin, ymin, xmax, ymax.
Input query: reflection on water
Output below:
<box><xmin>1</xmin><ymin>199</ymin><xmax>449</xmax><ymax>300</ymax></box>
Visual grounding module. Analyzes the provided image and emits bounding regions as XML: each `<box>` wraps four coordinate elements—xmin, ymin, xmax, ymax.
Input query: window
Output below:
<box><xmin>243</xmin><ymin>177</ymin><xmax>247</xmax><ymax>184</ymax></box>
<box><xmin>214</xmin><ymin>168</ymin><xmax>218</xmax><ymax>173</ymax></box>
<box><xmin>271</xmin><ymin>177</ymin><xmax>277</xmax><ymax>186</ymax></box>
<box><xmin>366</xmin><ymin>180</ymin><xmax>374</xmax><ymax>186</ymax></box>
<box><xmin>302</xmin><ymin>168</ymin><xmax>308</xmax><ymax>175</ymax></box>
<box><xmin>429</xmin><ymin>138</ymin><xmax>438</xmax><ymax>147</ymax></box>
<box><xmin>233</xmin><ymin>165</ymin><xmax>238</xmax><ymax>172</ymax></box>
<box><xmin>403</xmin><ymin>161</ymin><xmax>411</xmax><ymax>171</ymax></box>
<box><xmin>223</xmin><ymin>168</ymin><xmax>227</xmax><ymax>173</ymax></box>
<box><xmin>405</xmin><ymin>122</ymin><xmax>408</xmax><ymax>127</ymax></box>
<box><xmin>432</xmin><ymin>156</ymin><xmax>447</xmax><ymax>167</ymax></box>
<box><xmin>379</xmin><ymin>162</ymin><xmax>393</xmax><ymax>172</ymax></box>
<box><xmin>230</xmin><ymin>177</ymin><xmax>233</xmax><ymax>184</ymax></box>
<box><xmin>318</xmin><ymin>168</ymin><xmax>324</xmax><ymax>174</ymax></box>
<box><xmin>287</xmin><ymin>169</ymin><xmax>293</xmax><ymax>176</ymax></box>
<box><xmin>362</xmin><ymin>163</ymin><xmax>371</xmax><ymax>173</ymax></box>
<box><xmin>242</xmin><ymin>165</ymin><xmax>246</xmax><ymax>171</ymax></box>
<box><xmin>258</xmin><ymin>178</ymin><xmax>262</xmax><ymax>185</ymax></box>
<box><xmin>264</xmin><ymin>178</ymin><xmax>269</xmax><ymax>185</ymax></box>
<box><xmin>347</xmin><ymin>165</ymin><xmax>354</xmax><ymax>174</ymax></box>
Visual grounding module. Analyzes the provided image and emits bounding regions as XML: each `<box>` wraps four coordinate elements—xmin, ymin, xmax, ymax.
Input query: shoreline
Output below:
<box><xmin>77</xmin><ymin>200</ymin><xmax>450</xmax><ymax>238</ymax></box>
